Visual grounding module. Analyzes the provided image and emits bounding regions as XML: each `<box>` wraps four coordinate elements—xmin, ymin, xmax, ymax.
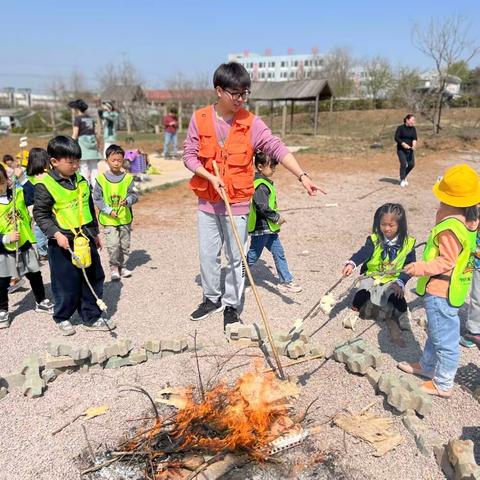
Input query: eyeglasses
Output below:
<box><xmin>223</xmin><ymin>89</ymin><xmax>251</xmax><ymax>101</ymax></box>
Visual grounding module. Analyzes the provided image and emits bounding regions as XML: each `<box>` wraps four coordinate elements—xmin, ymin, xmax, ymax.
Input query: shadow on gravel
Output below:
<box><xmin>128</xmin><ymin>249</ymin><xmax>151</xmax><ymax>269</ymax></box>
<box><xmin>194</xmin><ymin>260</ymin><xmax>298</xmax><ymax>305</ymax></box>
<box><xmin>378</xmin><ymin>177</ymin><xmax>399</xmax><ymax>185</ymax></box>
<box><xmin>103</xmin><ymin>279</ymin><xmax>123</xmax><ymax>319</ymax></box>
<box><xmin>9</xmin><ymin>286</ymin><xmax>44</xmax><ymax>321</ymax></box>
<box><xmin>8</xmin><ymin>278</ymin><xmax>122</xmax><ymax>330</ymax></box>
<box><xmin>246</xmin><ymin>260</ymin><xmax>297</xmax><ymax>305</ymax></box>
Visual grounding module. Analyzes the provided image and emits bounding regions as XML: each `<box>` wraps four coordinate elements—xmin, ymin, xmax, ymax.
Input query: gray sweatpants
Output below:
<box><xmin>104</xmin><ymin>225</ymin><xmax>131</xmax><ymax>268</ymax></box>
<box><xmin>467</xmin><ymin>268</ymin><xmax>480</xmax><ymax>334</ymax></box>
<box><xmin>197</xmin><ymin>210</ymin><xmax>248</xmax><ymax>309</ymax></box>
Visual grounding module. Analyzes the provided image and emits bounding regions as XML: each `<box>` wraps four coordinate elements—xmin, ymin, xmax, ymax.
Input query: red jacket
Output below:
<box><xmin>163</xmin><ymin>114</ymin><xmax>178</xmax><ymax>134</ymax></box>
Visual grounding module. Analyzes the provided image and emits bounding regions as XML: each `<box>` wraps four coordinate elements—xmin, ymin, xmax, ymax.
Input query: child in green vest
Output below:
<box><xmin>461</xmin><ymin>227</ymin><xmax>480</xmax><ymax>348</ymax></box>
<box><xmin>399</xmin><ymin>164</ymin><xmax>480</xmax><ymax>398</ymax></box>
<box><xmin>246</xmin><ymin>152</ymin><xmax>301</xmax><ymax>293</ymax></box>
<box><xmin>33</xmin><ymin>136</ymin><xmax>111</xmax><ymax>336</ymax></box>
<box><xmin>93</xmin><ymin>144</ymin><xmax>137</xmax><ymax>281</ymax></box>
<box><xmin>0</xmin><ymin>164</ymin><xmax>54</xmax><ymax>328</ymax></box>
<box><xmin>341</xmin><ymin>203</ymin><xmax>416</xmax><ymax>335</ymax></box>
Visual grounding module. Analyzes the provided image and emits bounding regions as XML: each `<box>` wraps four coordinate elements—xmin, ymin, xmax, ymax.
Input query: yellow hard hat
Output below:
<box><xmin>433</xmin><ymin>164</ymin><xmax>480</xmax><ymax>207</ymax></box>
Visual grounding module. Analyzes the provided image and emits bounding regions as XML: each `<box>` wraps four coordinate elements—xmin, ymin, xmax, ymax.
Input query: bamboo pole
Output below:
<box><xmin>212</xmin><ymin>161</ymin><xmax>285</xmax><ymax>380</ymax></box>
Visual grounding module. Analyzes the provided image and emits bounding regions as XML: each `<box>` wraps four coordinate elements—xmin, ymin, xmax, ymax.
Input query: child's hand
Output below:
<box><xmin>119</xmin><ymin>199</ymin><xmax>127</xmax><ymax>207</ymax></box>
<box><xmin>278</xmin><ymin>216</ymin><xmax>286</xmax><ymax>225</ymax></box>
<box><xmin>342</xmin><ymin>263</ymin><xmax>354</xmax><ymax>277</ymax></box>
<box><xmin>7</xmin><ymin>231</ymin><xmax>20</xmax><ymax>242</ymax></box>
<box><xmin>391</xmin><ymin>282</ymin><xmax>404</xmax><ymax>298</ymax></box>
<box><xmin>111</xmin><ymin>210</ymin><xmax>118</xmax><ymax>218</ymax></box>
<box><xmin>404</xmin><ymin>263</ymin><xmax>416</xmax><ymax>276</ymax></box>
<box><xmin>54</xmin><ymin>232</ymin><xmax>69</xmax><ymax>250</ymax></box>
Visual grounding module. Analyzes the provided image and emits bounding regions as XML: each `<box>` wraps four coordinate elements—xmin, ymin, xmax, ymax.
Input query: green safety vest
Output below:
<box><xmin>96</xmin><ymin>173</ymin><xmax>133</xmax><ymax>226</ymax></box>
<box><xmin>0</xmin><ymin>188</ymin><xmax>36</xmax><ymax>251</ymax></box>
<box><xmin>248</xmin><ymin>178</ymin><xmax>280</xmax><ymax>234</ymax></box>
<box><xmin>365</xmin><ymin>233</ymin><xmax>416</xmax><ymax>284</ymax></box>
<box><xmin>27</xmin><ymin>173</ymin><xmax>47</xmax><ymax>186</ymax></box>
<box><xmin>37</xmin><ymin>173</ymin><xmax>93</xmax><ymax>231</ymax></box>
<box><xmin>416</xmin><ymin>217</ymin><xmax>476</xmax><ymax>307</ymax></box>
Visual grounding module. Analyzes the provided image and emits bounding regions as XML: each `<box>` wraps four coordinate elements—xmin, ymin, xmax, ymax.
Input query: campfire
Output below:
<box><xmin>90</xmin><ymin>365</ymin><xmax>322</xmax><ymax>479</ymax></box>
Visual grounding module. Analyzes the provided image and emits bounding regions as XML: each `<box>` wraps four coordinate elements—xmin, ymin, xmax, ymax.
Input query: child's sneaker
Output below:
<box><xmin>419</xmin><ymin>380</ymin><xmax>452</xmax><ymax>398</ymax></box>
<box><xmin>57</xmin><ymin>320</ymin><xmax>76</xmax><ymax>336</ymax></box>
<box><xmin>397</xmin><ymin>310</ymin><xmax>412</xmax><ymax>331</ymax></box>
<box><xmin>0</xmin><ymin>310</ymin><xmax>10</xmax><ymax>328</ymax></box>
<box><xmin>464</xmin><ymin>332</ymin><xmax>480</xmax><ymax>347</ymax></box>
<box><xmin>460</xmin><ymin>335</ymin><xmax>475</xmax><ymax>348</ymax></box>
<box><xmin>111</xmin><ymin>268</ymin><xmax>121</xmax><ymax>282</ymax></box>
<box><xmin>278</xmin><ymin>282</ymin><xmax>302</xmax><ymax>293</ymax></box>
<box><xmin>35</xmin><ymin>299</ymin><xmax>54</xmax><ymax>315</ymax></box>
<box><xmin>121</xmin><ymin>268</ymin><xmax>133</xmax><ymax>278</ymax></box>
<box><xmin>8</xmin><ymin>277</ymin><xmax>26</xmax><ymax>294</ymax></box>
<box><xmin>83</xmin><ymin>318</ymin><xmax>116</xmax><ymax>332</ymax></box>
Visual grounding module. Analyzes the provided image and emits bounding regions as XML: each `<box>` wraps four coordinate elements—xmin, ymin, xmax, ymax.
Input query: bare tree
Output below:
<box><xmin>44</xmin><ymin>78</ymin><xmax>69</xmax><ymax>132</ymax></box>
<box><xmin>391</xmin><ymin>66</ymin><xmax>423</xmax><ymax>109</ymax></box>
<box><xmin>166</xmin><ymin>70</ymin><xmax>213</xmax><ymax>106</ymax></box>
<box><xmin>69</xmin><ymin>68</ymin><xmax>89</xmax><ymax>98</ymax></box>
<box><xmin>97</xmin><ymin>58</ymin><xmax>144</xmax><ymax>95</ymax></box>
<box><xmin>319</xmin><ymin>47</ymin><xmax>355</xmax><ymax>97</ymax></box>
<box><xmin>97</xmin><ymin>59</ymin><xmax>145</xmax><ymax>133</ymax></box>
<box><xmin>362</xmin><ymin>56</ymin><xmax>394</xmax><ymax>106</ymax></box>
<box><xmin>412</xmin><ymin>15</ymin><xmax>480</xmax><ymax>133</ymax></box>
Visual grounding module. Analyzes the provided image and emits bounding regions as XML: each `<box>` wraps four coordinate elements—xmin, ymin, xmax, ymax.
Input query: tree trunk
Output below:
<box><xmin>50</xmin><ymin>109</ymin><xmax>56</xmax><ymax>133</ymax></box>
<box><xmin>126</xmin><ymin>110</ymin><xmax>132</xmax><ymax>134</ymax></box>
<box><xmin>433</xmin><ymin>78</ymin><xmax>447</xmax><ymax>134</ymax></box>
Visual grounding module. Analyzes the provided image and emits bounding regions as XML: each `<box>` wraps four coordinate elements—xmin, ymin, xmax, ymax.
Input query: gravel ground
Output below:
<box><xmin>0</xmin><ymin>148</ymin><xmax>479</xmax><ymax>480</ymax></box>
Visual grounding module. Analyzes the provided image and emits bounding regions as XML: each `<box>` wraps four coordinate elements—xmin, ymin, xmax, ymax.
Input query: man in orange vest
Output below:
<box><xmin>184</xmin><ymin>62</ymin><xmax>324</xmax><ymax>329</ymax></box>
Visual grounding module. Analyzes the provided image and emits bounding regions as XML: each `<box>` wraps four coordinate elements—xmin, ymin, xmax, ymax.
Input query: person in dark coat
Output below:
<box><xmin>394</xmin><ymin>114</ymin><xmax>417</xmax><ymax>188</ymax></box>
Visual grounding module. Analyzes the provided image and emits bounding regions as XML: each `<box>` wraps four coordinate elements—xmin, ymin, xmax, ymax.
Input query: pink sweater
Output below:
<box><xmin>183</xmin><ymin>106</ymin><xmax>290</xmax><ymax>215</ymax></box>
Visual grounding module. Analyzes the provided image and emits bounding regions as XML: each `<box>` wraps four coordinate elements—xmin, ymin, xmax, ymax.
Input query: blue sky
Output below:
<box><xmin>3</xmin><ymin>0</ymin><xmax>479</xmax><ymax>92</ymax></box>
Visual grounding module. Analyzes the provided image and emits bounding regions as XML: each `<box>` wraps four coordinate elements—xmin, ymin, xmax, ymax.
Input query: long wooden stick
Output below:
<box><xmin>212</xmin><ymin>161</ymin><xmax>285</xmax><ymax>380</ymax></box>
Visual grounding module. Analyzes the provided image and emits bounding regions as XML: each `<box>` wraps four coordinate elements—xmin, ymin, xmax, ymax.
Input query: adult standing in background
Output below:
<box><xmin>162</xmin><ymin>107</ymin><xmax>179</xmax><ymax>159</ymax></box>
<box><xmin>394</xmin><ymin>114</ymin><xmax>417</xmax><ymax>188</ymax></box>
<box><xmin>99</xmin><ymin>101</ymin><xmax>119</xmax><ymax>158</ymax></box>
<box><xmin>68</xmin><ymin>99</ymin><xmax>101</xmax><ymax>184</ymax></box>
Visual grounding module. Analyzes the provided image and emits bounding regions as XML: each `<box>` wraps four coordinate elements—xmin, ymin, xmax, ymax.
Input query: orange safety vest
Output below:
<box><xmin>188</xmin><ymin>105</ymin><xmax>255</xmax><ymax>204</ymax></box>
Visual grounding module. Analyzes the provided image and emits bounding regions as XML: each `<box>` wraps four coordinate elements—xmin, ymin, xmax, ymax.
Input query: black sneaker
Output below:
<box><xmin>190</xmin><ymin>299</ymin><xmax>224</xmax><ymax>321</ymax></box>
<box><xmin>223</xmin><ymin>306</ymin><xmax>240</xmax><ymax>330</ymax></box>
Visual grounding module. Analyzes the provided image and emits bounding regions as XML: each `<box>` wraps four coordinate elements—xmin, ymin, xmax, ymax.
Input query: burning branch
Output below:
<box><xmin>98</xmin><ymin>365</ymin><xmax>319</xmax><ymax>479</ymax></box>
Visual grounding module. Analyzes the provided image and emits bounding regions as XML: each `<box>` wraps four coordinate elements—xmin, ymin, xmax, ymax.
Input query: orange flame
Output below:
<box><xmin>170</xmin><ymin>367</ymin><xmax>299</xmax><ymax>458</ymax></box>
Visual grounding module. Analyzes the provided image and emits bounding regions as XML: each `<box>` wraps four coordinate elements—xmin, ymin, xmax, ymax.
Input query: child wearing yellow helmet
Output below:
<box><xmin>399</xmin><ymin>164</ymin><xmax>480</xmax><ymax>398</ymax></box>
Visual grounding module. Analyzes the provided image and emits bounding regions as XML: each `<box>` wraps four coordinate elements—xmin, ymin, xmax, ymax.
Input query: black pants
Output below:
<box><xmin>352</xmin><ymin>289</ymin><xmax>407</xmax><ymax>313</ymax></box>
<box><xmin>0</xmin><ymin>271</ymin><xmax>45</xmax><ymax>311</ymax></box>
<box><xmin>48</xmin><ymin>239</ymin><xmax>105</xmax><ymax>324</ymax></box>
<box><xmin>397</xmin><ymin>149</ymin><xmax>415</xmax><ymax>180</ymax></box>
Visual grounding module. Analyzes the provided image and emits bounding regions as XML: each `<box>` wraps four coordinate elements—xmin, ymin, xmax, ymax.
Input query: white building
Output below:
<box><xmin>228</xmin><ymin>50</ymin><xmax>373</xmax><ymax>98</ymax></box>
<box><xmin>227</xmin><ymin>51</ymin><xmax>326</xmax><ymax>82</ymax></box>
<box><xmin>0</xmin><ymin>89</ymin><xmax>61</xmax><ymax>108</ymax></box>
<box><xmin>419</xmin><ymin>72</ymin><xmax>462</xmax><ymax>98</ymax></box>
